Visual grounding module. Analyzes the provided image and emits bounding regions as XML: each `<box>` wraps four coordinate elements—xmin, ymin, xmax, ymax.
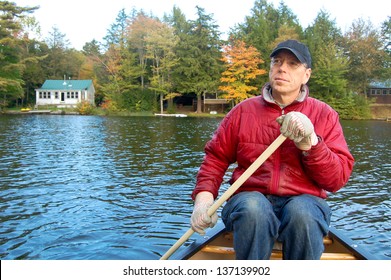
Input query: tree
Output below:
<box><xmin>45</xmin><ymin>26</ymin><xmax>70</xmax><ymax>49</ymax></box>
<box><xmin>13</xmin><ymin>15</ymin><xmax>47</xmax><ymax>106</ymax></box>
<box><xmin>235</xmin><ymin>0</ymin><xmax>278</xmax><ymax>55</ymax></box>
<box><xmin>310</xmin><ymin>42</ymin><xmax>348</xmax><ymax>98</ymax></box>
<box><xmin>343</xmin><ymin>18</ymin><xmax>385</xmax><ymax>94</ymax></box>
<box><xmin>304</xmin><ymin>10</ymin><xmax>348</xmax><ymax>99</ymax></box>
<box><xmin>235</xmin><ymin>0</ymin><xmax>301</xmax><ymax>58</ymax></box>
<box><xmin>0</xmin><ymin>1</ymin><xmax>38</xmax><ymax>108</ymax></box>
<box><xmin>381</xmin><ymin>16</ymin><xmax>391</xmax><ymax>54</ymax></box>
<box><xmin>171</xmin><ymin>6</ymin><xmax>223</xmax><ymax>113</ymax></box>
<box><xmin>128</xmin><ymin>12</ymin><xmax>159</xmax><ymax>89</ymax></box>
<box><xmin>145</xmin><ymin>20</ymin><xmax>179</xmax><ymax>113</ymax></box>
<box><xmin>271</xmin><ymin>24</ymin><xmax>300</xmax><ymax>45</ymax></box>
<box><xmin>103</xmin><ymin>8</ymin><xmax>129</xmax><ymax>48</ymax></box>
<box><xmin>19</xmin><ymin>15</ymin><xmax>42</xmax><ymax>42</ymax></box>
<box><xmin>81</xmin><ymin>40</ymin><xmax>105</xmax><ymax>105</ymax></box>
<box><xmin>100</xmin><ymin>9</ymin><xmax>142</xmax><ymax>111</ymax></box>
<box><xmin>304</xmin><ymin>10</ymin><xmax>343</xmax><ymax>67</ymax></box>
<box><xmin>233</xmin><ymin>0</ymin><xmax>302</xmax><ymax>86</ymax></box>
<box><xmin>42</xmin><ymin>26</ymin><xmax>83</xmax><ymax>80</ymax></box>
<box><xmin>81</xmin><ymin>40</ymin><xmax>102</xmax><ymax>82</ymax></box>
<box><xmin>219</xmin><ymin>39</ymin><xmax>266</xmax><ymax>104</ymax></box>
<box><xmin>379</xmin><ymin>16</ymin><xmax>391</xmax><ymax>79</ymax></box>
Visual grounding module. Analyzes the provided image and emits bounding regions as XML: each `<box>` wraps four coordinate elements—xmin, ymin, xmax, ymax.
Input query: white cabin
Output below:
<box><xmin>35</xmin><ymin>79</ymin><xmax>95</xmax><ymax>108</ymax></box>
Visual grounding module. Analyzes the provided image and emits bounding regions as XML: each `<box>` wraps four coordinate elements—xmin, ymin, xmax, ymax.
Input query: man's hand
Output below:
<box><xmin>190</xmin><ymin>191</ymin><xmax>218</xmax><ymax>235</ymax></box>
<box><xmin>276</xmin><ymin>111</ymin><xmax>318</xmax><ymax>151</ymax></box>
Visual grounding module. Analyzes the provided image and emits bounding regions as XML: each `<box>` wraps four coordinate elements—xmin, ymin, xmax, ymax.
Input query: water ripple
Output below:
<box><xmin>0</xmin><ymin>116</ymin><xmax>389</xmax><ymax>259</ymax></box>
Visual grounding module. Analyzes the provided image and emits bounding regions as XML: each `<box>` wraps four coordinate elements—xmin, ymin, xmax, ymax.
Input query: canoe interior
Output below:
<box><xmin>171</xmin><ymin>223</ymin><xmax>375</xmax><ymax>260</ymax></box>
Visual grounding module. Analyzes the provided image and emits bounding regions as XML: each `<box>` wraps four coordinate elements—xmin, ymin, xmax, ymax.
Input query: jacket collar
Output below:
<box><xmin>262</xmin><ymin>83</ymin><xmax>309</xmax><ymax>108</ymax></box>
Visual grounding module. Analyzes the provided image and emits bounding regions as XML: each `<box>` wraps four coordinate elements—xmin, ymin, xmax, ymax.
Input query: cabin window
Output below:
<box><xmin>75</xmin><ymin>92</ymin><xmax>78</xmax><ymax>99</ymax></box>
<box><xmin>39</xmin><ymin>92</ymin><xmax>42</xmax><ymax>98</ymax></box>
<box><xmin>55</xmin><ymin>92</ymin><xmax>59</xmax><ymax>99</ymax></box>
<box><xmin>67</xmin><ymin>92</ymin><xmax>70</xmax><ymax>98</ymax></box>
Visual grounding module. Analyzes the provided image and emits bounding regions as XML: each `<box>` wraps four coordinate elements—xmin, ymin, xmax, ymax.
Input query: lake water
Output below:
<box><xmin>0</xmin><ymin>115</ymin><xmax>389</xmax><ymax>260</ymax></box>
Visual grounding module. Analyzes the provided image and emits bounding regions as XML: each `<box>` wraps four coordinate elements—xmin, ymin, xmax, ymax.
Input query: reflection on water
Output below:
<box><xmin>328</xmin><ymin>121</ymin><xmax>391</xmax><ymax>259</ymax></box>
<box><xmin>0</xmin><ymin>115</ymin><xmax>389</xmax><ymax>259</ymax></box>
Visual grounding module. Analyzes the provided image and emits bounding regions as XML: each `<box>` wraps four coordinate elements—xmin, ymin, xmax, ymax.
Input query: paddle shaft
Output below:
<box><xmin>160</xmin><ymin>134</ymin><xmax>287</xmax><ymax>260</ymax></box>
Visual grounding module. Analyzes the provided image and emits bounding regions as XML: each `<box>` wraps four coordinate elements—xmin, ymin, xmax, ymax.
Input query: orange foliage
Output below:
<box><xmin>219</xmin><ymin>40</ymin><xmax>266</xmax><ymax>104</ymax></box>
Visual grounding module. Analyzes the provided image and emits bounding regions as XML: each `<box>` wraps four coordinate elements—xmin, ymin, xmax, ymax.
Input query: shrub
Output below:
<box><xmin>76</xmin><ymin>101</ymin><xmax>96</xmax><ymax>115</ymax></box>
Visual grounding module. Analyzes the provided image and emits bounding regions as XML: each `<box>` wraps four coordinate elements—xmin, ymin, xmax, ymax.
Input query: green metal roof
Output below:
<box><xmin>369</xmin><ymin>80</ymin><xmax>391</xmax><ymax>89</ymax></box>
<box><xmin>39</xmin><ymin>80</ymin><xmax>93</xmax><ymax>90</ymax></box>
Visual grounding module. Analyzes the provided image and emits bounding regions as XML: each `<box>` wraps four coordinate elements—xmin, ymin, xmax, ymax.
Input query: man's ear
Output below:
<box><xmin>302</xmin><ymin>68</ymin><xmax>311</xmax><ymax>84</ymax></box>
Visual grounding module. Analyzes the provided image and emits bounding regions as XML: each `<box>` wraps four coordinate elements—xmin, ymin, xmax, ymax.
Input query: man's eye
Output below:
<box><xmin>272</xmin><ymin>59</ymin><xmax>281</xmax><ymax>65</ymax></box>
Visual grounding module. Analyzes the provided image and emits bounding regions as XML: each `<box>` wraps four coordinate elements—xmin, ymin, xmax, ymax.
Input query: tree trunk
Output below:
<box><xmin>160</xmin><ymin>92</ymin><xmax>164</xmax><ymax>114</ymax></box>
<box><xmin>197</xmin><ymin>94</ymin><xmax>202</xmax><ymax>113</ymax></box>
<box><xmin>168</xmin><ymin>98</ymin><xmax>174</xmax><ymax>112</ymax></box>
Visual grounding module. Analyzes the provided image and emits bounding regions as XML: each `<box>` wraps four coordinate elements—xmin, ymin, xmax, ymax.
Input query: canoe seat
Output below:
<box><xmin>199</xmin><ymin>232</ymin><xmax>357</xmax><ymax>260</ymax></box>
<box><xmin>222</xmin><ymin>232</ymin><xmax>333</xmax><ymax>248</ymax></box>
<box><xmin>201</xmin><ymin>246</ymin><xmax>357</xmax><ymax>260</ymax></box>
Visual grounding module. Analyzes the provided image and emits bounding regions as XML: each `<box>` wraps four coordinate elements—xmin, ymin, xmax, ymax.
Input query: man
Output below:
<box><xmin>190</xmin><ymin>40</ymin><xmax>354</xmax><ymax>260</ymax></box>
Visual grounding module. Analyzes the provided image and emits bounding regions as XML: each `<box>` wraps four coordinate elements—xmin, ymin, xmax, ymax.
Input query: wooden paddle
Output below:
<box><xmin>160</xmin><ymin>134</ymin><xmax>287</xmax><ymax>260</ymax></box>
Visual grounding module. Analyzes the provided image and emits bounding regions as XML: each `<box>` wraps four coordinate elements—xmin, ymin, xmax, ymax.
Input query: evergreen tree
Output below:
<box><xmin>304</xmin><ymin>10</ymin><xmax>342</xmax><ymax>66</ymax></box>
<box><xmin>16</xmin><ymin>16</ymin><xmax>47</xmax><ymax>106</ymax></box>
<box><xmin>171</xmin><ymin>6</ymin><xmax>223</xmax><ymax>113</ymax></box>
<box><xmin>42</xmin><ymin>26</ymin><xmax>81</xmax><ymax>79</ymax></box>
<box><xmin>304</xmin><ymin>10</ymin><xmax>347</xmax><ymax>99</ymax></box>
<box><xmin>103</xmin><ymin>8</ymin><xmax>129</xmax><ymax>48</ymax></box>
<box><xmin>235</xmin><ymin>0</ymin><xmax>301</xmax><ymax>59</ymax></box>
<box><xmin>0</xmin><ymin>1</ymin><xmax>38</xmax><ymax>108</ymax></box>
<box><xmin>380</xmin><ymin>17</ymin><xmax>391</xmax><ymax>79</ymax></box>
<box><xmin>310</xmin><ymin>42</ymin><xmax>348</xmax><ymax>98</ymax></box>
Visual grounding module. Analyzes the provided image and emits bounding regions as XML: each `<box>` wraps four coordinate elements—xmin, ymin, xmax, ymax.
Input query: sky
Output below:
<box><xmin>12</xmin><ymin>0</ymin><xmax>390</xmax><ymax>50</ymax></box>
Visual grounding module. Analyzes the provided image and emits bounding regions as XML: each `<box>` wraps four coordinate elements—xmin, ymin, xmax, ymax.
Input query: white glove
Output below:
<box><xmin>276</xmin><ymin>112</ymin><xmax>318</xmax><ymax>151</ymax></box>
<box><xmin>190</xmin><ymin>191</ymin><xmax>218</xmax><ymax>235</ymax></box>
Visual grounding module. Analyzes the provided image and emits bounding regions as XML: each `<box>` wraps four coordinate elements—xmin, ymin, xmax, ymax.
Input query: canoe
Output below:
<box><xmin>154</xmin><ymin>113</ymin><xmax>187</xmax><ymax>117</ymax></box>
<box><xmin>171</xmin><ymin>222</ymin><xmax>375</xmax><ymax>260</ymax></box>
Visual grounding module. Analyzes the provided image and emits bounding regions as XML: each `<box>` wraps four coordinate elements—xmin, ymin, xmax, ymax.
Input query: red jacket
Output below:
<box><xmin>192</xmin><ymin>85</ymin><xmax>354</xmax><ymax>200</ymax></box>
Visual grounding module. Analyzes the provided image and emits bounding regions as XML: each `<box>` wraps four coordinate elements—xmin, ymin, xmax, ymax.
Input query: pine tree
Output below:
<box><xmin>0</xmin><ymin>1</ymin><xmax>38</xmax><ymax>108</ymax></box>
<box><xmin>171</xmin><ymin>6</ymin><xmax>223</xmax><ymax>113</ymax></box>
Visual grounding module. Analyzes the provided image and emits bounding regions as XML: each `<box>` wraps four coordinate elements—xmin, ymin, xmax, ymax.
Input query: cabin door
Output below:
<box><xmin>61</xmin><ymin>92</ymin><xmax>65</xmax><ymax>101</ymax></box>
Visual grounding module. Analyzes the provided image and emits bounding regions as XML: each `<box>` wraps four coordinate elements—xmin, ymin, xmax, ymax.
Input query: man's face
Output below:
<box><xmin>269</xmin><ymin>50</ymin><xmax>311</xmax><ymax>97</ymax></box>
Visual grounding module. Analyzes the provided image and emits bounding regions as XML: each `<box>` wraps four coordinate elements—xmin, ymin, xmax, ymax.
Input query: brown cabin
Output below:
<box><xmin>366</xmin><ymin>80</ymin><xmax>391</xmax><ymax>104</ymax></box>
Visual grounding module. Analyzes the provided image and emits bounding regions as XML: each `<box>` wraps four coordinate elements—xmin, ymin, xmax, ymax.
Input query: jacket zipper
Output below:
<box><xmin>271</xmin><ymin>108</ymin><xmax>285</xmax><ymax>194</ymax></box>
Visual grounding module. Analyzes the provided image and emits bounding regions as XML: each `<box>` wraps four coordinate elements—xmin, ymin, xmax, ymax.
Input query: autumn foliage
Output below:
<box><xmin>219</xmin><ymin>40</ymin><xmax>266</xmax><ymax>104</ymax></box>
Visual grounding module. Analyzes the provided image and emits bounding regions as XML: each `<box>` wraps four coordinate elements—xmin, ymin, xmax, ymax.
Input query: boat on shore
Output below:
<box><xmin>170</xmin><ymin>222</ymin><xmax>375</xmax><ymax>260</ymax></box>
<box><xmin>155</xmin><ymin>113</ymin><xmax>187</xmax><ymax>117</ymax></box>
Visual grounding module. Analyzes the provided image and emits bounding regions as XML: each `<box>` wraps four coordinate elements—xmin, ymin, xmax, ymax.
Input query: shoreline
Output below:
<box><xmin>2</xmin><ymin>105</ymin><xmax>390</xmax><ymax>120</ymax></box>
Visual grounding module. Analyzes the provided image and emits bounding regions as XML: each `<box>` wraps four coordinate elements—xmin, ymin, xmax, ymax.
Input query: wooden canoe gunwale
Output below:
<box><xmin>170</xmin><ymin>223</ymin><xmax>375</xmax><ymax>260</ymax></box>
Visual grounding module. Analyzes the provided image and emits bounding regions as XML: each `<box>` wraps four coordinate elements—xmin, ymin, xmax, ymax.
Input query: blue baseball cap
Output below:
<box><xmin>270</xmin><ymin>40</ymin><xmax>312</xmax><ymax>68</ymax></box>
